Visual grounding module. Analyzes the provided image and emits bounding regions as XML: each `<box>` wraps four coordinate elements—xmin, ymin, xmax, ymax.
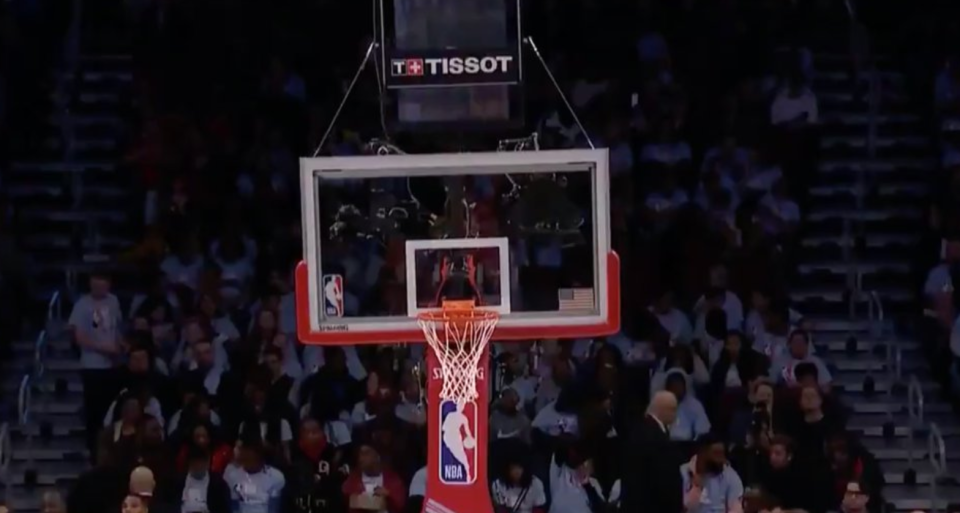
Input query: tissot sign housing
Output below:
<box><xmin>384</xmin><ymin>49</ymin><xmax>521</xmax><ymax>88</ymax></box>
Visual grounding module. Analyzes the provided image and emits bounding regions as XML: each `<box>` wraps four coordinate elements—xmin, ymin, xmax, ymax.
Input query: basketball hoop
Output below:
<box><xmin>417</xmin><ymin>301</ymin><xmax>499</xmax><ymax>405</ymax></box>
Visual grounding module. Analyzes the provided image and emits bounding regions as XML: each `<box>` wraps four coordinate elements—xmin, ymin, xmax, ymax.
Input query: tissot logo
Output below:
<box><xmin>391</xmin><ymin>56</ymin><xmax>514</xmax><ymax>77</ymax></box>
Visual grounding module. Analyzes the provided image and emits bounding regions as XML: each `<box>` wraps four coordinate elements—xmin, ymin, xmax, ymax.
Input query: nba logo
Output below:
<box><xmin>439</xmin><ymin>400</ymin><xmax>477</xmax><ymax>485</ymax></box>
<box><xmin>323</xmin><ymin>274</ymin><xmax>344</xmax><ymax>318</ymax></box>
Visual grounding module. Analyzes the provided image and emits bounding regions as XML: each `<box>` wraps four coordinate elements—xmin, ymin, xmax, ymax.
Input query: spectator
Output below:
<box><xmin>757</xmin><ymin>179</ymin><xmax>800</xmax><ymax>240</ymax></box>
<box><xmin>40</xmin><ymin>491</ymin><xmax>65</xmax><ymax>513</ymax></box>
<box><xmin>729</xmin><ymin>381</ymin><xmax>784</xmax><ymax>450</ymax></box>
<box><xmin>663</xmin><ymin>370</ymin><xmax>711</xmax><ymax>441</ymax></box>
<box><xmin>160</xmin><ymin>446</ymin><xmax>231</xmax><ymax>513</ymax></box>
<box><xmin>621</xmin><ymin>391</ymin><xmax>682</xmax><ymax>513</ymax></box>
<box><xmin>680</xmin><ymin>435</ymin><xmax>745</xmax><ymax>513</ymax></box>
<box><xmin>301</xmin><ymin>346</ymin><xmax>362</xmax><ymax>422</ymax></box>
<box><xmin>490</xmin><ymin>386</ymin><xmax>532</xmax><ymax>444</ymax></box>
<box><xmin>99</xmin><ymin>391</ymin><xmax>148</xmax><ymax>465</ymax></box>
<box><xmin>197</xmin><ymin>292</ymin><xmax>242</xmax><ymax>343</ymax></box>
<box><xmin>745</xmin><ymin>291</ymin><xmax>804</xmax><ymax>340</ymax></box>
<box><xmin>161</xmin><ymin>234</ymin><xmax>207</xmax><ymax>292</ymax></box>
<box><xmin>754</xmin><ymin>435</ymin><xmax>800</xmax><ymax>509</ymax></box>
<box><xmin>121</xmin><ymin>494</ymin><xmax>151</xmax><ymax>513</ymax></box>
<box><xmin>407</xmin><ymin>466</ymin><xmax>427</xmax><ymax>513</ymax></box>
<box><xmin>224</xmin><ymin>438</ymin><xmax>286</xmax><ymax>513</ymax></box>
<box><xmin>547</xmin><ymin>441</ymin><xmax>606</xmax><ymax>513</ymax></box>
<box><xmin>286</xmin><ymin>417</ymin><xmax>349</xmax><ymax>513</ymax></box>
<box><xmin>771</xmin><ymin>330</ymin><xmax>832</xmax><ymax>390</ymax></box>
<box><xmin>264</xmin><ymin>346</ymin><xmax>299</xmax><ymax>409</ymax></box>
<box><xmin>69</xmin><ymin>272</ymin><xmax>124</xmax><ymax>460</ymax></box>
<box><xmin>210</xmin><ymin>232</ymin><xmax>257</xmax><ymax>307</ymax></box>
<box><xmin>787</xmin><ymin>385</ymin><xmax>843</xmax><ymax>462</ymax></box>
<box><xmin>534</xmin><ymin>355</ymin><xmax>576</xmax><ymax>413</ymax></box>
<box><xmin>709</xmin><ymin>330</ymin><xmax>769</xmax><ymax>393</ymax></box>
<box><xmin>491</xmin><ymin>444</ymin><xmax>547</xmax><ymax>513</ymax></box>
<box><xmin>137</xmin><ymin>415</ymin><xmax>175</xmax><ymax>485</ymax></box>
<box><xmin>694</xmin><ymin>265</ymin><xmax>745</xmax><ymax>332</ymax></box>
<box><xmin>840</xmin><ymin>481</ymin><xmax>872</xmax><ymax>513</ymax></box>
<box><xmin>238</xmin><ymin>382</ymin><xmax>294</xmax><ymax>464</ymax></box>
<box><xmin>493</xmin><ymin>350</ymin><xmax>538</xmax><ymax>408</ymax></box>
<box><xmin>770</xmin><ymin>70</ymin><xmax>819</xmax><ymax>127</ymax></box>
<box><xmin>130</xmin><ymin>465</ymin><xmax>157</xmax><ymax>499</ymax></box>
<box><xmin>825</xmin><ymin>435</ymin><xmax>885</xmax><ymax>513</ymax></box>
<box><xmin>394</xmin><ymin>371</ymin><xmax>426</xmax><ymax>429</ymax></box>
<box><xmin>643</xmin><ymin>172</ymin><xmax>690</xmax><ymax>234</ymax></box>
<box><xmin>650</xmin><ymin>289</ymin><xmax>694</xmax><ymax>345</ymax></box>
<box><xmin>753</xmin><ymin>302</ymin><xmax>793</xmax><ymax>361</ymax></box>
<box><xmin>650</xmin><ymin>345</ymin><xmax>710</xmax><ymax>394</ymax></box>
<box><xmin>168</xmin><ymin>389</ymin><xmax>223</xmax><ymax>439</ymax></box>
<box><xmin>174</xmin><ymin>422</ymin><xmax>233</xmax><ymax>475</ymax></box>
<box><xmin>68</xmin><ymin>448</ymin><xmax>131</xmax><ymax>513</ymax></box>
<box><xmin>342</xmin><ymin>442</ymin><xmax>406</xmax><ymax>513</ymax></box>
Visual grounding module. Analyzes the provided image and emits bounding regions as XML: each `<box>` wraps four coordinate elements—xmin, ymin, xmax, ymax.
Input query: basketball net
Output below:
<box><xmin>417</xmin><ymin>300</ymin><xmax>499</xmax><ymax>405</ymax></box>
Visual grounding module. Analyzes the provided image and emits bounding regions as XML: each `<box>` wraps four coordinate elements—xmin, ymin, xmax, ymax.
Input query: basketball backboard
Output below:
<box><xmin>295</xmin><ymin>149</ymin><xmax>619</xmax><ymax>344</ymax></box>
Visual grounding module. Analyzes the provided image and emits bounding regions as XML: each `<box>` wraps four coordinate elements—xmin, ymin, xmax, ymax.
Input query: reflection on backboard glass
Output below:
<box><xmin>313</xmin><ymin>167</ymin><xmax>599</xmax><ymax>322</ymax></box>
<box><xmin>413</xmin><ymin>247</ymin><xmax>503</xmax><ymax>309</ymax></box>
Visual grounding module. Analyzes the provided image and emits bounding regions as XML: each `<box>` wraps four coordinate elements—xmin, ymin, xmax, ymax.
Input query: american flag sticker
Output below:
<box><xmin>558</xmin><ymin>288</ymin><xmax>595</xmax><ymax>311</ymax></box>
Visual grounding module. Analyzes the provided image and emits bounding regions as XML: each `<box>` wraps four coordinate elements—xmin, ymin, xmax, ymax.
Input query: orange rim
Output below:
<box><xmin>417</xmin><ymin>300</ymin><xmax>500</xmax><ymax>326</ymax></box>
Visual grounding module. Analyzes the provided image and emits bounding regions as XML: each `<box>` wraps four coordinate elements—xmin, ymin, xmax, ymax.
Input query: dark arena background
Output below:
<box><xmin>3</xmin><ymin>1</ymin><xmax>960</xmax><ymax>513</ymax></box>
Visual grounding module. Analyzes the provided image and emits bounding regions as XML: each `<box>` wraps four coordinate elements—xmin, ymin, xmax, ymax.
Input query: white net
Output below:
<box><xmin>418</xmin><ymin>306</ymin><xmax>499</xmax><ymax>405</ymax></box>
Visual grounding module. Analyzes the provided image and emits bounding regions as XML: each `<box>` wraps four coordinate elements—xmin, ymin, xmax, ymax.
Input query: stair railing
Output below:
<box><xmin>867</xmin><ymin>66</ymin><xmax>881</xmax><ymax>160</ymax></box>
<box><xmin>905</xmin><ymin>374</ymin><xmax>926</xmax><ymax>476</ymax></box>
<box><xmin>0</xmin><ymin>422</ymin><xmax>10</xmax><ymax>505</ymax></box>
<box><xmin>46</xmin><ymin>289</ymin><xmax>63</xmax><ymax>339</ymax></box>
<box><xmin>844</xmin><ymin>218</ymin><xmax>857</xmax><ymax>327</ymax></box>
<box><xmin>17</xmin><ymin>375</ymin><xmax>31</xmax><ymax>428</ymax></box>
<box><xmin>33</xmin><ymin>330</ymin><xmax>47</xmax><ymax>384</ymax></box>
<box><xmin>928</xmin><ymin>423</ymin><xmax>947</xmax><ymax>513</ymax></box>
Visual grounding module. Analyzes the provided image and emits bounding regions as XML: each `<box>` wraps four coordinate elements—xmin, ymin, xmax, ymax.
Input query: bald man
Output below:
<box><xmin>621</xmin><ymin>391</ymin><xmax>683</xmax><ymax>513</ymax></box>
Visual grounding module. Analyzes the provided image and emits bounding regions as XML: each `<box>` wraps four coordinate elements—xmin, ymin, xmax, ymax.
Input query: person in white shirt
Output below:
<box><xmin>548</xmin><ymin>443</ymin><xmax>606</xmax><ymax>513</ymax></box>
<box><xmin>758</xmin><ymin>179</ymin><xmax>800</xmax><ymax>237</ymax></box>
<box><xmin>650</xmin><ymin>290</ymin><xmax>693</xmax><ymax>345</ymax></box>
<box><xmin>693</xmin><ymin>264</ymin><xmax>744</xmax><ymax>332</ymax></box>
<box><xmin>644</xmin><ymin>171</ymin><xmax>689</xmax><ymax>233</ymax></box>
<box><xmin>196</xmin><ymin>292</ymin><xmax>241</xmax><ymax>343</ymax></box>
<box><xmin>641</xmin><ymin>123</ymin><xmax>693</xmax><ymax>168</ymax></box>
<box><xmin>210</xmin><ymin>233</ymin><xmax>256</xmax><ymax>307</ymax></box>
<box><xmin>160</xmin><ymin>235</ymin><xmax>206</xmax><ymax>292</ymax></box>
<box><xmin>491</xmin><ymin>446</ymin><xmax>547</xmax><ymax>513</ymax></box>
<box><xmin>224</xmin><ymin>439</ymin><xmax>285</xmax><ymax>513</ymax></box>
<box><xmin>69</xmin><ymin>272</ymin><xmax>123</xmax><ymax>461</ymax></box>
<box><xmin>771</xmin><ymin>72</ymin><xmax>818</xmax><ymax>127</ymax></box>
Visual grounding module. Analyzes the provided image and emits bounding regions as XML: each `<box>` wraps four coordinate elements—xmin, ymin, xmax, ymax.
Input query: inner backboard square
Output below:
<box><xmin>406</xmin><ymin>238</ymin><xmax>511</xmax><ymax>316</ymax></box>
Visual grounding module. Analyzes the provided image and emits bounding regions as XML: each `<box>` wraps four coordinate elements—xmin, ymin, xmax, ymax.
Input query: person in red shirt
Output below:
<box><xmin>175</xmin><ymin>422</ymin><xmax>232</xmax><ymax>474</ymax></box>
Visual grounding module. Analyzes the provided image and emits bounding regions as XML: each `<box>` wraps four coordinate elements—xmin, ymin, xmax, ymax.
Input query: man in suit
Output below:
<box><xmin>621</xmin><ymin>390</ymin><xmax>682</xmax><ymax>513</ymax></box>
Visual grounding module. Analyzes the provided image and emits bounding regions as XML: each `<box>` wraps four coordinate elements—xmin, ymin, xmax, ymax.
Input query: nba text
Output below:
<box><xmin>391</xmin><ymin>55</ymin><xmax>514</xmax><ymax>77</ymax></box>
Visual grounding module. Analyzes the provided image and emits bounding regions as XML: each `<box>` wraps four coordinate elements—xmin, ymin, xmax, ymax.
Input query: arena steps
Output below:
<box><xmin>1</xmin><ymin>52</ymin><xmax>134</xmax><ymax>513</ymax></box>
<box><xmin>803</xmin><ymin>55</ymin><xmax>960</xmax><ymax>512</ymax></box>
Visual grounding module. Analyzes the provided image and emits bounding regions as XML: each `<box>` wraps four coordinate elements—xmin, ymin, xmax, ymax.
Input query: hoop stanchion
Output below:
<box><xmin>418</xmin><ymin>301</ymin><xmax>498</xmax><ymax>513</ymax></box>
